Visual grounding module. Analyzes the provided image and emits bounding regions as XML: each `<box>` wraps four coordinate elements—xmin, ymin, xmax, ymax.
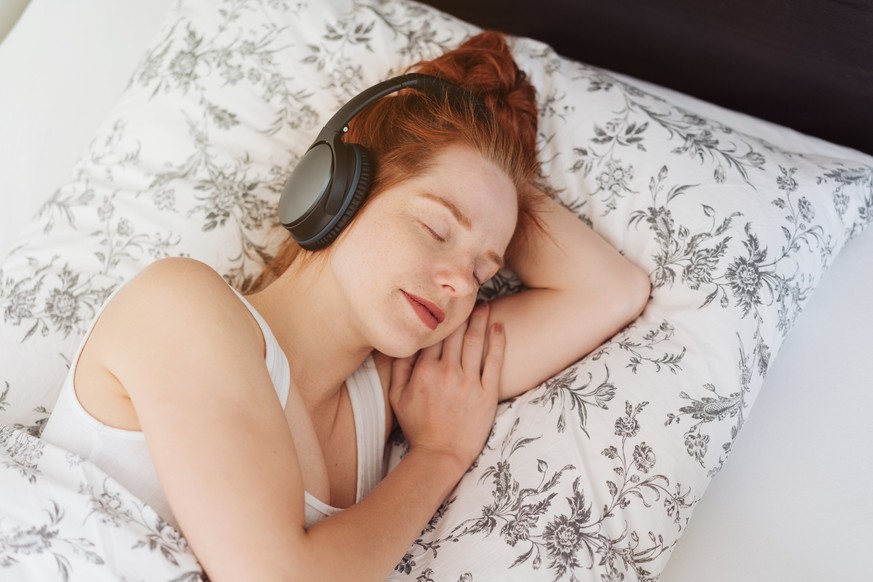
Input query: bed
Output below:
<box><xmin>1</xmin><ymin>1</ymin><xmax>871</xmax><ymax>580</ymax></box>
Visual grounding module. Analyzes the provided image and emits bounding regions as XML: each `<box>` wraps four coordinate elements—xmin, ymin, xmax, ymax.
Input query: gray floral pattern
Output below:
<box><xmin>0</xmin><ymin>0</ymin><xmax>871</xmax><ymax>580</ymax></box>
<box><xmin>0</xmin><ymin>426</ymin><xmax>204</xmax><ymax>580</ymax></box>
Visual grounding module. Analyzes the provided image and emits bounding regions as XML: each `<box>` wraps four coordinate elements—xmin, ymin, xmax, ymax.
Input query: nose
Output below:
<box><xmin>433</xmin><ymin>259</ymin><xmax>478</xmax><ymax>297</ymax></box>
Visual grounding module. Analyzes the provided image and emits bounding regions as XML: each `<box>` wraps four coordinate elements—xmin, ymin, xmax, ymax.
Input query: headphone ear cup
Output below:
<box><xmin>309</xmin><ymin>144</ymin><xmax>373</xmax><ymax>249</ymax></box>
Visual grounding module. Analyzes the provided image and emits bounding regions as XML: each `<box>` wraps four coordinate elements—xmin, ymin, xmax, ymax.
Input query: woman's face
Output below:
<box><xmin>329</xmin><ymin>144</ymin><xmax>518</xmax><ymax>357</ymax></box>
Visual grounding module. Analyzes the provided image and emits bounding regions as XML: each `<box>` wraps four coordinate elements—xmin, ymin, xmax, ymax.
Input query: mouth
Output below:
<box><xmin>401</xmin><ymin>291</ymin><xmax>446</xmax><ymax>330</ymax></box>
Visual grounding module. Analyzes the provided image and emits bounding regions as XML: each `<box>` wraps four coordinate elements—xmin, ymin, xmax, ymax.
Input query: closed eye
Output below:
<box><xmin>421</xmin><ymin>221</ymin><xmax>484</xmax><ymax>287</ymax></box>
<box><xmin>422</xmin><ymin>223</ymin><xmax>446</xmax><ymax>243</ymax></box>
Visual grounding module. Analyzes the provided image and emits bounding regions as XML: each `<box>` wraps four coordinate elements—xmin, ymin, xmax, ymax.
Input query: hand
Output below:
<box><xmin>389</xmin><ymin>303</ymin><xmax>504</xmax><ymax>472</ymax></box>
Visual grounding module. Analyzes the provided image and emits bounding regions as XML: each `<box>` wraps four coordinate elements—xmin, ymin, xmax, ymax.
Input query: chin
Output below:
<box><xmin>373</xmin><ymin>340</ymin><xmax>421</xmax><ymax>360</ymax></box>
<box><xmin>368</xmin><ymin>297</ymin><xmax>465</xmax><ymax>357</ymax></box>
<box><xmin>372</xmin><ymin>327</ymin><xmax>445</xmax><ymax>359</ymax></box>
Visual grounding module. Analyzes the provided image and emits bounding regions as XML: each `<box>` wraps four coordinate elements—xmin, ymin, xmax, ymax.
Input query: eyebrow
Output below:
<box><xmin>419</xmin><ymin>192</ymin><xmax>505</xmax><ymax>269</ymax></box>
<box><xmin>421</xmin><ymin>192</ymin><xmax>472</xmax><ymax>229</ymax></box>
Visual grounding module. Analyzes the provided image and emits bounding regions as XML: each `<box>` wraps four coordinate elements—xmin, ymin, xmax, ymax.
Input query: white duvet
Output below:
<box><xmin>0</xmin><ymin>425</ymin><xmax>203</xmax><ymax>581</ymax></box>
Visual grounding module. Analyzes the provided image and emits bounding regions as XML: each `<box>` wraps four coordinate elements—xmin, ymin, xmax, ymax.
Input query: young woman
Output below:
<box><xmin>41</xmin><ymin>32</ymin><xmax>650</xmax><ymax>580</ymax></box>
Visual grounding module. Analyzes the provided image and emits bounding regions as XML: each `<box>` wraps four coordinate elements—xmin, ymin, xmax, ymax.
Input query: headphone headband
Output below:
<box><xmin>278</xmin><ymin>73</ymin><xmax>485</xmax><ymax>250</ymax></box>
<box><xmin>322</xmin><ymin>73</ymin><xmax>474</xmax><ymax>134</ymax></box>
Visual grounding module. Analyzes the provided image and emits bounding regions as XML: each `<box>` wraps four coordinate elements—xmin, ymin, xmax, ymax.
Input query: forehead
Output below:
<box><xmin>411</xmin><ymin>145</ymin><xmax>518</xmax><ymax>232</ymax></box>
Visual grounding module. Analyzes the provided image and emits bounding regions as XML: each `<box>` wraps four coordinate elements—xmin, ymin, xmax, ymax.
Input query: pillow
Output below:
<box><xmin>0</xmin><ymin>0</ymin><xmax>870</xmax><ymax>580</ymax></box>
<box><xmin>0</xmin><ymin>0</ymin><xmax>176</xmax><ymax>258</ymax></box>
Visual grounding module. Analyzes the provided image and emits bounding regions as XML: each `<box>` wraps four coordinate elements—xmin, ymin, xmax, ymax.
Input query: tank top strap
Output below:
<box><xmin>344</xmin><ymin>355</ymin><xmax>387</xmax><ymax>502</ymax></box>
<box><xmin>227</xmin><ymin>288</ymin><xmax>291</xmax><ymax>409</ymax></box>
<box><xmin>65</xmin><ymin>283</ymin><xmax>127</xmax><ymax>381</ymax></box>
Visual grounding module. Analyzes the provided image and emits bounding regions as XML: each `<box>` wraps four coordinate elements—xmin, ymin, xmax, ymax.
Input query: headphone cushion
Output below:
<box><xmin>310</xmin><ymin>144</ymin><xmax>373</xmax><ymax>249</ymax></box>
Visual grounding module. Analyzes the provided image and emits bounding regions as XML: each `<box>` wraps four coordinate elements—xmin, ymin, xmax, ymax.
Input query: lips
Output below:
<box><xmin>401</xmin><ymin>291</ymin><xmax>446</xmax><ymax>330</ymax></box>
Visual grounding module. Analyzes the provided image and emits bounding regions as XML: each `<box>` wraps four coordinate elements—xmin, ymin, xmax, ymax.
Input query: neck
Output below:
<box><xmin>244</xmin><ymin>257</ymin><xmax>373</xmax><ymax>413</ymax></box>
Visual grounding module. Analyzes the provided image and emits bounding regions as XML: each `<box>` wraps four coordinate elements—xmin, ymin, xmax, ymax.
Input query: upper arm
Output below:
<box><xmin>375</xmin><ymin>200</ymin><xmax>651</xmax><ymax>405</ymax></box>
<box><xmin>95</xmin><ymin>258</ymin><xmax>306</xmax><ymax>578</ymax></box>
<box><xmin>488</xmin><ymin>196</ymin><xmax>651</xmax><ymax>400</ymax></box>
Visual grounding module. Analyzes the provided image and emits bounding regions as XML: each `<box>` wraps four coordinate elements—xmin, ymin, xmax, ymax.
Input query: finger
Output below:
<box><xmin>461</xmin><ymin>302</ymin><xmax>490</xmax><ymax>373</ymax></box>
<box><xmin>419</xmin><ymin>338</ymin><xmax>443</xmax><ymax>361</ymax></box>
<box><xmin>440</xmin><ymin>310</ymin><xmax>471</xmax><ymax>362</ymax></box>
<box><xmin>389</xmin><ymin>354</ymin><xmax>417</xmax><ymax>405</ymax></box>
<box><xmin>480</xmin><ymin>323</ymin><xmax>505</xmax><ymax>393</ymax></box>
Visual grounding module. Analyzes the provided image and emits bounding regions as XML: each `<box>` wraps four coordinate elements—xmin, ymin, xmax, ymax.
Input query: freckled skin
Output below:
<box><xmin>328</xmin><ymin>144</ymin><xmax>517</xmax><ymax>358</ymax></box>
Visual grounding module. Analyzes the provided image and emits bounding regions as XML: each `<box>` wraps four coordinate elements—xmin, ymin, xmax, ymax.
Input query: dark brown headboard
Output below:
<box><xmin>421</xmin><ymin>0</ymin><xmax>873</xmax><ymax>155</ymax></box>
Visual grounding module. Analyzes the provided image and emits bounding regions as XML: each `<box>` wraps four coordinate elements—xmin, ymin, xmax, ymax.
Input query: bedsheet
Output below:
<box><xmin>662</xmin><ymin>223</ymin><xmax>873</xmax><ymax>581</ymax></box>
<box><xmin>0</xmin><ymin>423</ymin><xmax>204</xmax><ymax>580</ymax></box>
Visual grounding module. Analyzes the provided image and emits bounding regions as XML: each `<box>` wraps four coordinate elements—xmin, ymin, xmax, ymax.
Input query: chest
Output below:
<box><xmin>284</xmin><ymin>384</ymin><xmax>370</xmax><ymax>510</ymax></box>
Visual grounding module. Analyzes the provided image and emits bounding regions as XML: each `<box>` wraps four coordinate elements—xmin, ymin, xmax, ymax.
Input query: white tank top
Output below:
<box><xmin>41</xmin><ymin>280</ymin><xmax>387</xmax><ymax>530</ymax></box>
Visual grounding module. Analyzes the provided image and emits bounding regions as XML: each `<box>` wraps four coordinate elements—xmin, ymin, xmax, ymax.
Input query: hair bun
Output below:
<box><xmin>410</xmin><ymin>31</ymin><xmax>539</xmax><ymax>162</ymax></box>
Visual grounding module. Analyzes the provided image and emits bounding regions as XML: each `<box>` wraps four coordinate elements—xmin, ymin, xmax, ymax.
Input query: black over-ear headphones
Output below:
<box><xmin>278</xmin><ymin>73</ymin><xmax>482</xmax><ymax>250</ymax></box>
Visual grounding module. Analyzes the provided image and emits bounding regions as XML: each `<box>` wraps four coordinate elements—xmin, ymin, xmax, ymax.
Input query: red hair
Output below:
<box><xmin>411</xmin><ymin>31</ymin><xmax>539</xmax><ymax>173</ymax></box>
<box><xmin>247</xmin><ymin>31</ymin><xmax>543</xmax><ymax>293</ymax></box>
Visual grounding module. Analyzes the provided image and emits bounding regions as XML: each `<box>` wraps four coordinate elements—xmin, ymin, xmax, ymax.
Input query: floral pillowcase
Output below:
<box><xmin>1</xmin><ymin>0</ymin><xmax>871</xmax><ymax>579</ymax></box>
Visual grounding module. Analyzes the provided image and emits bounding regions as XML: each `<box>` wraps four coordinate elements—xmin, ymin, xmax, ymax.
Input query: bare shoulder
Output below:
<box><xmin>92</xmin><ymin>258</ymin><xmax>265</xmax><ymax>384</ymax></box>
<box><xmin>112</xmin><ymin>257</ymin><xmax>245</xmax><ymax>316</ymax></box>
<box><xmin>100</xmin><ymin>257</ymin><xmax>260</xmax><ymax>344</ymax></box>
<box><xmin>73</xmin><ymin>258</ymin><xmax>268</xmax><ymax>430</ymax></box>
<box><xmin>82</xmin><ymin>258</ymin><xmax>313</xmax><ymax>555</ymax></box>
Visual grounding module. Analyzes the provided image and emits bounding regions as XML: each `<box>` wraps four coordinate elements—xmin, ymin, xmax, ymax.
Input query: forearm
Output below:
<box><xmin>490</xmin><ymin>193</ymin><xmax>651</xmax><ymax>399</ymax></box>
<box><xmin>511</xmin><ymin>193</ymin><xmax>646</xmax><ymax>295</ymax></box>
<box><xmin>299</xmin><ymin>448</ymin><xmax>465</xmax><ymax>581</ymax></box>
<box><xmin>294</xmin><ymin>306</ymin><xmax>502</xmax><ymax>580</ymax></box>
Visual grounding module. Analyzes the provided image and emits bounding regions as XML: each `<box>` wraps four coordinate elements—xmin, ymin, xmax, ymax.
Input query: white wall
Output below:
<box><xmin>0</xmin><ymin>0</ymin><xmax>30</xmax><ymax>43</ymax></box>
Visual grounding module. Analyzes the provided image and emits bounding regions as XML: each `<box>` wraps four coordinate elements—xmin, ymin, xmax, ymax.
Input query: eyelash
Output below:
<box><xmin>422</xmin><ymin>223</ymin><xmax>483</xmax><ymax>287</ymax></box>
<box><xmin>423</xmin><ymin>224</ymin><xmax>446</xmax><ymax>243</ymax></box>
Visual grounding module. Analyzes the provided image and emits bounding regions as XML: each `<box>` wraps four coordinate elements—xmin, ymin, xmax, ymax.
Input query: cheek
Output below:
<box><xmin>331</xmin><ymin>216</ymin><xmax>420</xmax><ymax>294</ymax></box>
<box><xmin>335</xmin><ymin>207</ymin><xmax>398</xmax><ymax>259</ymax></box>
<box><xmin>444</xmin><ymin>297</ymin><xmax>477</xmax><ymax>334</ymax></box>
